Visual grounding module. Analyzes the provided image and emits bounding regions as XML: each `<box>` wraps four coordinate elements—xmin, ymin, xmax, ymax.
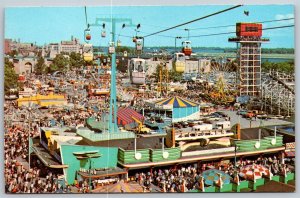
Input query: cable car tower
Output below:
<box><xmin>89</xmin><ymin>17</ymin><xmax>134</xmax><ymax>133</ymax></box>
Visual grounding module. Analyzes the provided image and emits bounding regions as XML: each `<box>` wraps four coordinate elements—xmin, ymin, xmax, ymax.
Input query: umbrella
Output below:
<box><xmin>240</xmin><ymin>164</ymin><xmax>269</xmax><ymax>180</ymax></box>
<box><xmin>201</xmin><ymin>169</ymin><xmax>231</xmax><ymax>186</ymax></box>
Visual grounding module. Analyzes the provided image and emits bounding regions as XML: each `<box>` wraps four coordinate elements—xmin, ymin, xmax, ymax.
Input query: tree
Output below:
<box><xmin>116</xmin><ymin>46</ymin><xmax>133</xmax><ymax>54</ymax></box>
<box><xmin>262</xmin><ymin>60</ymin><xmax>294</xmax><ymax>73</ymax></box>
<box><xmin>69</xmin><ymin>52</ymin><xmax>84</xmax><ymax>70</ymax></box>
<box><xmin>7</xmin><ymin>50</ymin><xmax>18</xmax><ymax>57</ymax></box>
<box><xmin>4</xmin><ymin>58</ymin><xmax>18</xmax><ymax>94</ymax></box>
<box><xmin>34</xmin><ymin>56</ymin><xmax>47</xmax><ymax>75</ymax></box>
<box><xmin>169</xmin><ymin>70</ymin><xmax>182</xmax><ymax>82</ymax></box>
<box><xmin>48</xmin><ymin>54</ymin><xmax>69</xmax><ymax>73</ymax></box>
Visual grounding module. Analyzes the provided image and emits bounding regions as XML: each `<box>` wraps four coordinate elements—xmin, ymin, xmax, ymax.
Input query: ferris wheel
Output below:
<box><xmin>203</xmin><ymin>56</ymin><xmax>237</xmax><ymax>87</ymax></box>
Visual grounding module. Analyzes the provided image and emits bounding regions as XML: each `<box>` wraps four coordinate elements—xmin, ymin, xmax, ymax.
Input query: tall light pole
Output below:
<box><xmin>26</xmin><ymin>102</ymin><xmax>35</xmax><ymax>169</ymax></box>
<box><xmin>174</xmin><ymin>36</ymin><xmax>182</xmax><ymax>52</ymax></box>
<box><xmin>184</xmin><ymin>28</ymin><xmax>190</xmax><ymax>40</ymax></box>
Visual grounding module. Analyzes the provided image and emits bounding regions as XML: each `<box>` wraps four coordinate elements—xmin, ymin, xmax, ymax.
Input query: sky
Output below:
<box><xmin>5</xmin><ymin>5</ymin><xmax>294</xmax><ymax>48</ymax></box>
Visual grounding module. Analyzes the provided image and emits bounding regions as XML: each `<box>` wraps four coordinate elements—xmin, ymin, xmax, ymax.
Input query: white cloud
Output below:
<box><xmin>274</xmin><ymin>13</ymin><xmax>294</xmax><ymax>25</ymax></box>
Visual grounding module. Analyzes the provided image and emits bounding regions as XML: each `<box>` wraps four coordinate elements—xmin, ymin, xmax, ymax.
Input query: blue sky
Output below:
<box><xmin>5</xmin><ymin>5</ymin><xmax>294</xmax><ymax>48</ymax></box>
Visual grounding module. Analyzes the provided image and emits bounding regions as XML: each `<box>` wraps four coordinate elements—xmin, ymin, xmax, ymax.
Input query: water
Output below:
<box><xmin>261</xmin><ymin>58</ymin><xmax>293</xmax><ymax>63</ymax></box>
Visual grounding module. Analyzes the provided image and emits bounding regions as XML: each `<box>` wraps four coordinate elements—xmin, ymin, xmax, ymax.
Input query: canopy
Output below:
<box><xmin>117</xmin><ymin>107</ymin><xmax>144</xmax><ymax>126</ymax></box>
<box><xmin>239</xmin><ymin>164</ymin><xmax>269</xmax><ymax>180</ymax></box>
<box><xmin>201</xmin><ymin>169</ymin><xmax>231</xmax><ymax>186</ymax></box>
<box><xmin>155</xmin><ymin>96</ymin><xmax>198</xmax><ymax>108</ymax></box>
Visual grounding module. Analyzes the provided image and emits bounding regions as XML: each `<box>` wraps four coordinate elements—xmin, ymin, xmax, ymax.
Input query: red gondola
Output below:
<box><xmin>182</xmin><ymin>41</ymin><xmax>192</xmax><ymax>56</ymax></box>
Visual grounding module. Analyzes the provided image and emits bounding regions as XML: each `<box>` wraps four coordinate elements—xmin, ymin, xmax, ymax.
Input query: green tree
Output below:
<box><xmin>4</xmin><ymin>58</ymin><xmax>18</xmax><ymax>94</ymax></box>
<box><xmin>69</xmin><ymin>52</ymin><xmax>84</xmax><ymax>70</ymax></box>
<box><xmin>34</xmin><ymin>56</ymin><xmax>47</xmax><ymax>75</ymax></box>
<box><xmin>116</xmin><ymin>46</ymin><xmax>133</xmax><ymax>53</ymax></box>
<box><xmin>48</xmin><ymin>54</ymin><xmax>69</xmax><ymax>73</ymax></box>
<box><xmin>262</xmin><ymin>60</ymin><xmax>294</xmax><ymax>73</ymax></box>
<box><xmin>169</xmin><ymin>70</ymin><xmax>182</xmax><ymax>82</ymax></box>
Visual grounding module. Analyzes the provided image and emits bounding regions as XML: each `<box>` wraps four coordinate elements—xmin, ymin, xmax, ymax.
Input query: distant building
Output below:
<box><xmin>48</xmin><ymin>43</ymin><xmax>60</xmax><ymax>58</ymax></box>
<box><xmin>4</xmin><ymin>39</ymin><xmax>12</xmax><ymax>54</ymax></box>
<box><xmin>47</xmin><ymin>36</ymin><xmax>81</xmax><ymax>58</ymax></box>
<box><xmin>60</xmin><ymin>36</ymin><xmax>81</xmax><ymax>54</ymax></box>
<box><xmin>4</xmin><ymin>39</ymin><xmax>37</xmax><ymax>56</ymax></box>
<box><xmin>198</xmin><ymin>59</ymin><xmax>211</xmax><ymax>73</ymax></box>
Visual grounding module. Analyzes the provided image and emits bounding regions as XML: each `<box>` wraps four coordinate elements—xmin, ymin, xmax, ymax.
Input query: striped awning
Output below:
<box><xmin>117</xmin><ymin>107</ymin><xmax>144</xmax><ymax>126</ymax></box>
<box><xmin>155</xmin><ymin>96</ymin><xmax>198</xmax><ymax>108</ymax></box>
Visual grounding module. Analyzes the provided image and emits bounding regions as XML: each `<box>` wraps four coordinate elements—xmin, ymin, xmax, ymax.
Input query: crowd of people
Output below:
<box><xmin>128</xmin><ymin>154</ymin><xmax>295</xmax><ymax>193</ymax></box>
<box><xmin>4</xmin><ymin>122</ymin><xmax>74</xmax><ymax>193</ymax></box>
<box><xmin>4</xmin><ymin>70</ymin><xmax>295</xmax><ymax>194</ymax></box>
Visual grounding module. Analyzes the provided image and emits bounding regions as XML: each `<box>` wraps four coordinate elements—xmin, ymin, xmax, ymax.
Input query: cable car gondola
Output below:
<box><xmin>182</xmin><ymin>41</ymin><xmax>192</xmax><ymax>56</ymax></box>
<box><xmin>136</xmin><ymin>38</ymin><xmax>143</xmax><ymax>51</ymax></box>
<box><xmin>101</xmin><ymin>23</ymin><xmax>106</xmax><ymax>38</ymax></box>
<box><xmin>129</xmin><ymin>58</ymin><xmax>146</xmax><ymax>85</ymax></box>
<box><xmin>172</xmin><ymin>52</ymin><xmax>186</xmax><ymax>73</ymax></box>
<box><xmin>132</xmin><ymin>36</ymin><xmax>137</xmax><ymax>43</ymax></box>
<box><xmin>108</xmin><ymin>42</ymin><xmax>115</xmax><ymax>54</ymax></box>
<box><xmin>84</xmin><ymin>28</ymin><xmax>91</xmax><ymax>41</ymax></box>
<box><xmin>83</xmin><ymin>44</ymin><xmax>93</xmax><ymax>62</ymax></box>
<box><xmin>117</xmin><ymin>40</ymin><xmax>122</xmax><ymax>47</ymax></box>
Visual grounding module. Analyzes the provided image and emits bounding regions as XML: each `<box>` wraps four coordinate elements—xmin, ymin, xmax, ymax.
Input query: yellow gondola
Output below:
<box><xmin>83</xmin><ymin>44</ymin><xmax>93</xmax><ymax>62</ymax></box>
<box><xmin>172</xmin><ymin>52</ymin><xmax>186</xmax><ymax>73</ymax></box>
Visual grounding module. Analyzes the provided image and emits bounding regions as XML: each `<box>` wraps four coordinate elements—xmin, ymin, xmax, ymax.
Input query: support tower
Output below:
<box><xmin>229</xmin><ymin>23</ymin><xmax>269</xmax><ymax>97</ymax></box>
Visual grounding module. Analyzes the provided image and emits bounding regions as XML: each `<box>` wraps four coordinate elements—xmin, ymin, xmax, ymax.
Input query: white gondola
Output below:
<box><xmin>108</xmin><ymin>42</ymin><xmax>115</xmax><ymax>54</ymax></box>
<box><xmin>129</xmin><ymin>58</ymin><xmax>146</xmax><ymax>85</ymax></box>
<box><xmin>101</xmin><ymin>30</ymin><xmax>106</xmax><ymax>38</ymax></box>
<box><xmin>172</xmin><ymin>52</ymin><xmax>186</xmax><ymax>73</ymax></box>
<box><xmin>136</xmin><ymin>39</ymin><xmax>143</xmax><ymax>51</ymax></box>
<box><xmin>83</xmin><ymin>44</ymin><xmax>93</xmax><ymax>62</ymax></box>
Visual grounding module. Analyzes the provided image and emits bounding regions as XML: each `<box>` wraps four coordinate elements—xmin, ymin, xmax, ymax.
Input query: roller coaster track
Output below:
<box><xmin>267</xmin><ymin>70</ymin><xmax>295</xmax><ymax>94</ymax></box>
<box><xmin>260</xmin><ymin>71</ymin><xmax>295</xmax><ymax>116</ymax></box>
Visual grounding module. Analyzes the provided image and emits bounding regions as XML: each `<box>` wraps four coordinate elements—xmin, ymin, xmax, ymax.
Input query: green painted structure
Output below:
<box><xmin>76</xmin><ymin>128</ymin><xmax>136</xmax><ymax>141</ymax></box>
<box><xmin>118</xmin><ymin>148</ymin><xmax>150</xmax><ymax>164</ymax></box>
<box><xmin>205</xmin><ymin>186</ymin><xmax>217</xmax><ymax>192</ymax></box>
<box><xmin>189</xmin><ymin>172</ymin><xmax>295</xmax><ymax>192</ymax></box>
<box><xmin>235</xmin><ymin>180</ymin><xmax>249</xmax><ymax>192</ymax></box>
<box><xmin>150</xmin><ymin>147</ymin><xmax>181</xmax><ymax>162</ymax></box>
<box><xmin>86</xmin><ymin>117</ymin><xmax>107</xmax><ymax>132</ymax></box>
<box><xmin>117</xmin><ymin>147</ymin><xmax>181</xmax><ymax>164</ymax></box>
<box><xmin>60</xmin><ymin>145</ymin><xmax>118</xmax><ymax>184</ymax></box>
<box><xmin>284</xmin><ymin>172</ymin><xmax>295</xmax><ymax>184</ymax></box>
<box><xmin>220</xmin><ymin>183</ymin><xmax>234</xmax><ymax>192</ymax></box>
<box><xmin>234</xmin><ymin>136</ymin><xmax>283</xmax><ymax>152</ymax></box>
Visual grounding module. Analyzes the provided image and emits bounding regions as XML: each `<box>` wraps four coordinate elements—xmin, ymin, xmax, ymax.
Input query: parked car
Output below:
<box><xmin>174</xmin><ymin>122</ymin><xmax>182</xmax><ymax>128</ymax></box>
<box><xmin>236</xmin><ymin>109</ymin><xmax>248</xmax><ymax>115</ymax></box>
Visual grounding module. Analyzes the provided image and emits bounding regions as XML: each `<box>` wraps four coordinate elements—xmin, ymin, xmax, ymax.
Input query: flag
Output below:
<box><xmin>244</xmin><ymin>10</ymin><xmax>249</xmax><ymax>16</ymax></box>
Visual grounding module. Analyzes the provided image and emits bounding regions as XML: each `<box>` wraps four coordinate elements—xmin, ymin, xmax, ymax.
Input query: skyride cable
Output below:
<box><xmin>143</xmin><ymin>5</ymin><xmax>243</xmax><ymax>38</ymax></box>
<box><xmin>186</xmin><ymin>24</ymin><xmax>294</xmax><ymax>38</ymax></box>
<box><xmin>187</xmin><ymin>17</ymin><xmax>294</xmax><ymax>31</ymax></box>
<box><xmin>84</xmin><ymin>6</ymin><xmax>88</xmax><ymax>27</ymax></box>
<box><xmin>115</xmin><ymin>25</ymin><xmax>294</xmax><ymax>46</ymax></box>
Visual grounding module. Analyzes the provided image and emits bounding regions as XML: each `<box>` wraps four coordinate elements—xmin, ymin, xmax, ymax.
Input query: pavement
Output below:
<box><xmin>92</xmin><ymin>180</ymin><xmax>144</xmax><ymax>193</ymax></box>
<box><xmin>255</xmin><ymin>180</ymin><xmax>295</xmax><ymax>192</ymax></box>
<box><xmin>218</xmin><ymin>110</ymin><xmax>293</xmax><ymax>129</ymax></box>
